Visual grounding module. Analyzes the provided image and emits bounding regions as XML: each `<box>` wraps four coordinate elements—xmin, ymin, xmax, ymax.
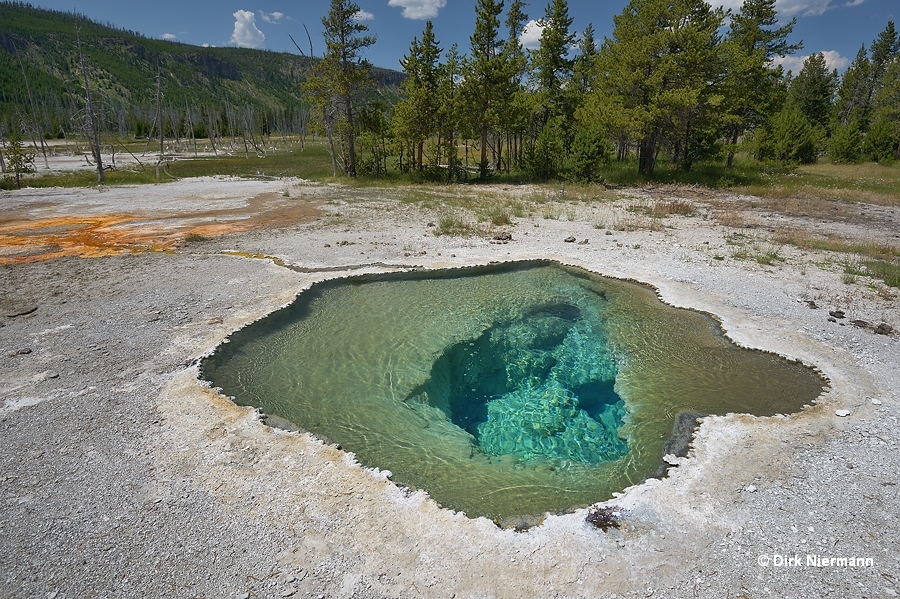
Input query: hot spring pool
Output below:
<box><xmin>200</xmin><ymin>261</ymin><xmax>825</xmax><ymax>520</ymax></box>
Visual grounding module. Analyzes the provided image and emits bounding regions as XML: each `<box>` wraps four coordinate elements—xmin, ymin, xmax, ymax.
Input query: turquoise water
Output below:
<box><xmin>201</xmin><ymin>261</ymin><xmax>825</xmax><ymax>520</ymax></box>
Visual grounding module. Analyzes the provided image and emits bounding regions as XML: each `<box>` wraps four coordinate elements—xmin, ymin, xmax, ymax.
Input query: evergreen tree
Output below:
<box><xmin>435</xmin><ymin>44</ymin><xmax>465</xmax><ymax>179</ymax></box>
<box><xmin>867</xmin><ymin>53</ymin><xmax>900</xmax><ymax>162</ymax></box>
<box><xmin>869</xmin><ymin>21</ymin><xmax>899</xmax><ymax>95</ymax></box>
<box><xmin>3</xmin><ymin>131</ymin><xmax>35</xmax><ymax>189</ymax></box>
<box><xmin>304</xmin><ymin>0</ymin><xmax>376</xmax><ymax>177</ymax></box>
<box><xmin>531</xmin><ymin>0</ymin><xmax>575</xmax><ymax>114</ymax></box>
<box><xmin>722</xmin><ymin>0</ymin><xmax>801</xmax><ymax>168</ymax></box>
<box><xmin>501</xmin><ymin>0</ymin><xmax>529</xmax><ymax>170</ymax></box>
<box><xmin>834</xmin><ymin>46</ymin><xmax>873</xmax><ymax>128</ymax></box>
<box><xmin>788</xmin><ymin>53</ymin><xmax>837</xmax><ymax>134</ymax></box>
<box><xmin>393</xmin><ymin>21</ymin><xmax>441</xmax><ymax>171</ymax></box>
<box><xmin>600</xmin><ymin>0</ymin><xmax>727</xmax><ymax>175</ymax></box>
<box><xmin>828</xmin><ymin>118</ymin><xmax>862</xmax><ymax>163</ymax></box>
<box><xmin>752</xmin><ymin>100</ymin><xmax>820</xmax><ymax>164</ymax></box>
<box><xmin>525</xmin><ymin>0</ymin><xmax>576</xmax><ymax>178</ymax></box>
<box><xmin>573</xmin><ymin>24</ymin><xmax>598</xmax><ymax>94</ymax></box>
<box><xmin>462</xmin><ymin>0</ymin><xmax>506</xmax><ymax>178</ymax></box>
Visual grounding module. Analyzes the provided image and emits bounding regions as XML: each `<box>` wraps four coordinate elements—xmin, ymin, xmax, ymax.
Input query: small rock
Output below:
<box><xmin>605</xmin><ymin>230</ymin><xmax>613</xmax><ymax>235</ymax></box>
<box><xmin>835</xmin><ymin>409</ymin><xmax>851</xmax><ymax>417</ymax></box>
<box><xmin>871</xmin><ymin>398</ymin><xmax>883</xmax><ymax>406</ymax></box>
<box><xmin>426</xmin><ymin>222</ymin><xmax>435</xmax><ymax>227</ymax></box>
<box><xmin>237</xmin><ymin>593</ymin><xmax>250</xmax><ymax>599</ymax></box>
<box><xmin>281</xmin><ymin>589</ymin><xmax>296</xmax><ymax>597</ymax></box>
<box><xmin>851</xmin><ymin>319</ymin><xmax>870</xmax><ymax>328</ymax></box>
<box><xmin>6</xmin><ymin>306</ymin><xmax>37</xmax><ymax>318</ymax></box>
<box><xmin>564</xmin><ymin>236</ymin><xmax>576</xmax><ymax>243</ymax></box>
<box><xmin>745</xmin><ymin>484</ymin><xmax>757</xmax><ymax>493</ymax></box>
<box><xmin>828</xmin><ymin>317</ymin><xmax>837</xmax><ymax>323</ymax></box>
<box><xmin>382</xmin><ymin>470</ymin><xmax>393</xmax><ymax>479</ymax></box>
<box><xmin>323</xmin><ymin>243</ymin><xmax>331</xmax><ymax>248</ymax></box>
<box><xmin>805</xmin><ymin>300</ymin><xmax>819</xmax><ymax>309</ymax></box>
<box><xmin>875</xmin><ymin>323</ymin><xmax>893</xmax><ymax>336</ymax></box>
<box><xmin>11</xmin><ymin>348</ymin><xmax>32</xmax><ymax>356</ymax></box>
<box><xmin>493</xmin><ymin>231</ymin><xmax>512</xmax><ymax>241</ymax></box>
<box><xmin>663</xmin><ymin>454</ymin><xmax>679</xmax><ymax>465</ymax></box>
<box><xmin>829</xmin><ymin>310</ymin><xmax>845</xmax><ymax>319</ymax></box>
<box><xmin>577</xmin><ymin>239</ymin><xmax>589</xmax><ymax>245</ymax></box>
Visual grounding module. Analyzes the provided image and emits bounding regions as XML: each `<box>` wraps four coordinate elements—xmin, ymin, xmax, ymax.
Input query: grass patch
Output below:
<box><xmin>433</xmin><ymin>211</ymin><xmax>474</xmax><ymax>236</ymax></box>
<box><xmin>864</xmin><ymin>260</ymin><xmax>900</xmax><ymax>288</ymax></box>
<box><xmin>734</xmin><ymin>160</ymin><xmax>900</xmax><ymax>208</ymax></box>
<box><xmin>755</xmin><ymin>247</ymin><xmax>784</xmax><ymax>265</ymax></box>
<box><xmin>183</xmin><ymin>233</ymin><xmax>210</xmax><ymax>243</ymax></box>
<box><xmin>774</xmin><ymin>230</ymin><xmax>900</xmax><ymax>262</ymax></box>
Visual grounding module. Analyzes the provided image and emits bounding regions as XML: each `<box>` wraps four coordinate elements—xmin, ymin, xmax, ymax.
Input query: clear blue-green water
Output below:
<box><xmin>201</xmin><ymin>261</ymin><xmax>825</xmax><ymax>520</ymax></box>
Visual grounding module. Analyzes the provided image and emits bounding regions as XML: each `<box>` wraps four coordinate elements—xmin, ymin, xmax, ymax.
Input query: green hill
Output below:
<box><xmin>0</xmin><ymin>1</ymin><xmax>402</xmax><ymax>139</ymax></box>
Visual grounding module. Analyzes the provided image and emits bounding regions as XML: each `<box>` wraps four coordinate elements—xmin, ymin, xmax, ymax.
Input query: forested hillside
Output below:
<box><xmin>0</xmin><ymin>2</ymin><xmax>402</xmax><ymax>141</ymax></box>
<box><xmin>2</xmin><ymin>0</ymin><xmax>898</xmax><ymax>183</ymax></box>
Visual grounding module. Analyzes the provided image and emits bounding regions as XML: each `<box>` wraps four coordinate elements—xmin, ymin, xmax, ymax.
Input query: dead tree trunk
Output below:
<box><xmin>77</xmin><ymin>30</ymin><xmax>104</xmax><ymax>183</ymax></box>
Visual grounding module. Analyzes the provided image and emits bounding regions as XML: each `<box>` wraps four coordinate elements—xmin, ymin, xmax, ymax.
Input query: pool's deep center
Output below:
<box><xmin>408</xmin><ymin>303</ymin><xmax>628</xmax><ymax>464</ymax></box>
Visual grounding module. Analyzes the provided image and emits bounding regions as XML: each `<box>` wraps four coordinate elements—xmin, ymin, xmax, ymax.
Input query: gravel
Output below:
<box><xmin>1</xmin><ymin>178</ymin><xmax>897</xmax><ymax>598</ymax></box>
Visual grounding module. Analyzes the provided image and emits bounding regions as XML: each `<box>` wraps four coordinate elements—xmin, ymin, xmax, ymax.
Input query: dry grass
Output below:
<box><xmin>735</xmin><ymin>162</ymin><xmax>900</xmax><ymax>208</ymax></box>
<box><xmin>773</xmin><ymin>229</ymin><xmax>900</xmax><ymax>262</ymax></box>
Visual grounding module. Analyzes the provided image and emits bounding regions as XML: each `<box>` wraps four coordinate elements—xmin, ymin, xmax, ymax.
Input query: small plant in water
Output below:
<box><xmin>586</xmin><ymin>506</ymin><xmax>620</xmax><ymax>531</ymax></box>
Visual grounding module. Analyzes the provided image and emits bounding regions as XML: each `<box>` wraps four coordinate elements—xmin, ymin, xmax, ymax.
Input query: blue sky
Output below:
<box><xmin>24</xmin><ymin>0</ymin><xmax>898</xmax><ymax>72</ymax></box>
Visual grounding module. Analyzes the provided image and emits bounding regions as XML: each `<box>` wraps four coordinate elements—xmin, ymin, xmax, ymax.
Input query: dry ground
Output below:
<box><xmin>1</xmin><ymin>175</ymin><xmax>898</xmax><ymax>598</ymax></box>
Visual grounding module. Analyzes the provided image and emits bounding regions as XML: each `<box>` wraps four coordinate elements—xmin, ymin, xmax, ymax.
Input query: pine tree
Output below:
<box><xmin>462</xmin><ymin>0</ymin><xmax>506</xmax><ymax>178</ymax></box>
<box><xmin>789</xmin><ymin>53</ymin><xmax>837</xmax><ymax>134</ymax></box>
<box><xmin>436</xmin><ymin>44</ymin><xmax>464</xmax><ymax>179</ymax></box>
<box><xmin>393</xmin><ymin>21</ymin><xmax>442</xmax><ymax>171</ymax></box>
<box><xmin>531</xmin><ymin>0</ymin><xmax>575</xmax><ymax>114</ymax></box>
<box><xmin>834</xmin><ymin>46</ymin><xmax>873</xmax><ymax>128</ymax></box>
<box><xmin>524</xmin><ymin>0</ymin><xmax>576</xmax><ymax>179</ymax></box>
<box><xmin>867</xmin><ymin>51</ymin><xmax>900</xmax><ymax>162</ymax></box>
<box><xmin>4</xmin><ymin>131</ymin><xmax>35</xmax><ymax>189</ymax></box>
<box><xmin>722</xmin><ymin>0</ymin><xmax>801</xmax><ymax>168</ymax></box>
<box><xmin>753</xmin><ymin>100</ymin><xmax>820</xmax><ymax>164</ymax></box>
<box><xmin>501</xmin><ymin>0</ymin><xmax>529</xmax><ymax>170</ymax></box>
<box><xmin>573</xmin><ymin>24</ymin><xmax>598</xmax><ymax>94</ymax></box>
<box><xmin>304</xmin><ymin>0</ymin><xmax>376</xmax><ymax>177</ymax></box>
<box><xmin>828</xmin><ymin>118</ymin><xmax>862</xmax><ymax>163</ymax></box>
<box><xmin>600</xmin><ymin>0</ymin><xmax>727</xmax><ymax>175</ymax></box>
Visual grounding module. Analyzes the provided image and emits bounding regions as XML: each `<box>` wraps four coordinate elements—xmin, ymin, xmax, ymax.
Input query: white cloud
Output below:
<box><xmin>230</xmin><ymin>9</ymin><xmax>265</xmax><ymax>49</ymax></box>
<box><xmin>161</xmin><ymin>33</ymin><xmax>176</xmax><ymax>40</ymax></box>
<box><xmin>353</xmin><ymin>10</ymin><xmax>375</xmax><ymax>21</ymax></box>
<box><xmin>519</xmin><ymin>20</ymin><xmax>544</xmax><ymax>50</ymax></box>
<box><xmin>771</xmin><ymin>50</ymin><xmax>849</xmax><ymax>72</ymax></box>
<box><xmin>260</xmin><ymin>11</ymin><xmax>285</xmax><ymax>24</ymax></box>
<box><xmin>387</xmin><ymin>0</ymin><xmax>446</xmax><ymax>20</ymax></box>
<box><xmin>201</xmin><ymin>43</ymin><xmax>211</xmax><ymax>48</ymax></box>
<box><xmin>710</xmin><ymin>0</ymin><xmax>864</xmax><ymax>16</ymax></box>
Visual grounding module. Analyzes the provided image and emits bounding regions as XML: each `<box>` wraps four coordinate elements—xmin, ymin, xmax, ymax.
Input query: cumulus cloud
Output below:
<box><xmin>387</xmin><ymin>0</ymin><xmax>446</xmax><ymax>20</ymax></box>
<box><xmin>161</xmin><ymin>33</ymin><xmax>176</xmax><ymax>40</ymax></box>
<box><xmin>260</xmin><ymin>11</ymin><xmax>285</xmax><ymax>24</ymax></box>
<box><xmin>710</xmin><ymin>0</ymin><xmax>864</xmax><ymax>16</ymax></box>
<box><xmin>519</xmin><ymin>20</ymin><xmax>544</xmax><ymax>50</ymax></box>
<box><xmin>771</xmin><ymin>50</ymin><xmax>849</xmax><ymax>72</ymax></box>
<box><xmin>230</xmin><ymin>9</ymin><xmax>265</xmax><ymax>49</ymax></box>
<box><xmin>353</xmin><ymin>10</ymin><xmax>375</xmax><ymax>21</ymax></box>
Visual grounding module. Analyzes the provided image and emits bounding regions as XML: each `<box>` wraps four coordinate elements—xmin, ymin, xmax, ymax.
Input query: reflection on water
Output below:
<box><xmin>201</xmin><ymin>261</ymin><xmax>825</xmax><ymax>520</ymax></box>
